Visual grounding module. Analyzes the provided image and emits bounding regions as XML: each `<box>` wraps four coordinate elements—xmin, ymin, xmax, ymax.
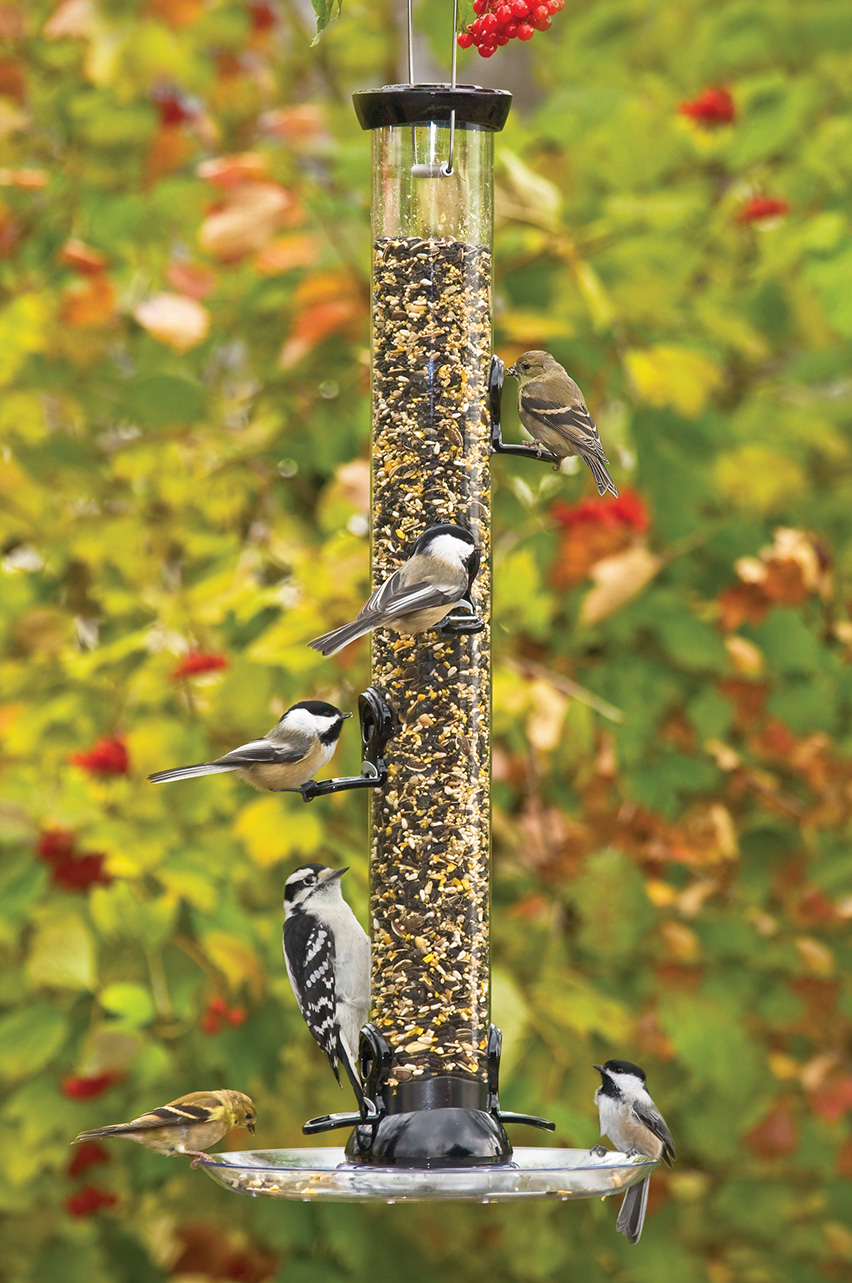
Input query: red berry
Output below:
<box><xmin>532</xmin><ymin>3</ymin><xmax>548</xmax><ymax>17</ymax></box>
<box><xmin>480</xmin><ymin>13</ymin><xmax>498</xmax><ymax>33</ymax></box>
<box><xmin>478</xmin><ymin>42</ymin><xmax>497</xmax><ymax>56</ymax></box>
<box><xmin>473</xmin><ymin>0</ymin><xmax>488</xmax><ymax>11</ymax></box>
<box><xmin>532</xmin><ymin>13</ymin><xmax>551</xmax><ymax>28</ymax></box>
<box><xmin>227</xmin><ymin>1006</ymin><xmax>247</xmax><ymax>1027</ymax></box>
<box><xmin>207</xmin><ymin>995</ymin><xmax>228</xmax><ymax>1015</ymax></box>
<box><xmin>201</xmin><ymin>1014</ymin><xmax>221</xmax><ymax>1035</ymax></box>
<box><xmin>511</xmin><ymin>0</ymin><xmax>529</xmax><ymax>15</ymax></box>
<box><xmin>457</xmin><ymin>31</ymin><xmax>474</xmax><ymax>47</ymax></box>
<box><xmin>495</xmin><ymin>4</ymin><xmax>513</xmax><ymax>22</ymax></box>
<box><xmin>505</xmin><ymin>19</ymin><xmax>519</xmax><ymax>35</ymax></box>
<box><xmin>495</xmin><ymin>31</ymin><xmax>509</xmax><ymax>44</ymax></box>
<box><xmin>547</xmin><ymin>0</ymin><xmax>563</xmax><ymax>9</ymax></box>
<box><xmin>516</xmin><ymin>22</ymin><xmax>534</xmax><ymax>38</ymax></box>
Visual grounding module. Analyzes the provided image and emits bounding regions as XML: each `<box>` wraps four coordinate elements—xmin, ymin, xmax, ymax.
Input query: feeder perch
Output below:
<box><xmin>201</xmin><ymin>80</ymin><xmax>657</xmax><ymax>1203</ymax></box>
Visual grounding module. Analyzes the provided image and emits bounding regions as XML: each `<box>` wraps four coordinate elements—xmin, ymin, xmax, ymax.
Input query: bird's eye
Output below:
<box><xmin>521</xmin><ymin>363</ymin><xmax>530</xmax><ymax>372</ymax></box>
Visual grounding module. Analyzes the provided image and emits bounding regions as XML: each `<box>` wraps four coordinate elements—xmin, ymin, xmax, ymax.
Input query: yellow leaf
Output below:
<box><xmin>202</xmin><ymin>930</ymin><xmax>264</xmax><ymax>995</ymax></box>
<box><xmin>0</xmin><ymin>295</ymin><xmax>49</xmax><ymax>386</ymax></box>
<box><xmin>714</xmin><ymin>445</ymin><xmax>806</xmax><ymax>514</ymax></box>
<box><xmin>26</xmin><ymin>909</ymin><xmax>96</xmax><ymax>992</ymax></box>
<box><xmin>580</xmin><ymin>543</ymin><xmax>662</xmax><ymax>625</ymax></box>
<box><xmin>624</xmin><ymin>344</ymin><xmax>723</xmax><ymax>417</ymax></box>
<box><xmin>573</xmin><ymin>259</ymin><xmax>616</xmax><ymax>330</ymax></box>
<box><xmin>232</xmin><ymin>794</ymin><xmax>323</xmax><ymax>866</ymax></box>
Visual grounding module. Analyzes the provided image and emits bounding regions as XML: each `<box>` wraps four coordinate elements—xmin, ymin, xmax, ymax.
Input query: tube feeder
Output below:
<box><xmin>201</xmin><ymin>80</ymin><xmax>658</xmax><ymax>1203</ymax></box>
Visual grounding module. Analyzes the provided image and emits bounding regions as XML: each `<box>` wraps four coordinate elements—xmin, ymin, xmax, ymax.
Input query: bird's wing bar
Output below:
<box><xmin>359</xmin><ymin>573</ymin><xmax>458</xmax><ymax>623</ymax></box>
<box><xmin>215</xmin><ymin>738</ymin><xmax>304</xmax><ymax>767</ymax></box>
<box><xmin>631</xmin><ymin>1099</ymin><xmax>676</xmax><ymax>1164</ymax></box>
<box><xmin>112</xmin><ymin>1103</ymin><xmax>213</xmax><ymax>1132</ymax></box>
<box><xmin>283</xmin><ymin>915</ymin><xmax>340</xmax><ymax>1080</ymax></box>
<box><xmin>522</xmin><ymin>394</ymin><xmax>603</xmax><ymax>447</ymax></box>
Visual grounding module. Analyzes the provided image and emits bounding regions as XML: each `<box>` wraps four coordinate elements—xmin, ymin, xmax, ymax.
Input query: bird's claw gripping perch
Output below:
<box><xmin>489</xmin><ymin>355</ymin><xmax>560</xmax><ymax>467</ymax></box>
<box><xmin>283</xmin><ymin>688</ymin><xmax>399</xmax><ymax>802</ymax></box>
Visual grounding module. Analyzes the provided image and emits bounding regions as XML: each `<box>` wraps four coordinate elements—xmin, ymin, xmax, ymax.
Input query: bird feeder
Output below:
<box><xmin>201</xmin><ymin>81</ymin><xmax>656</xmax><ymax>1203</ymax></box>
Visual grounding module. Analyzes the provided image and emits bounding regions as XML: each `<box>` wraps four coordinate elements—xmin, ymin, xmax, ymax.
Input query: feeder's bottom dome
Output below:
<box><xmin>199</xmin><ymin>1147</ymin><xmax>656</xmax><ymax>1203</ymax></box>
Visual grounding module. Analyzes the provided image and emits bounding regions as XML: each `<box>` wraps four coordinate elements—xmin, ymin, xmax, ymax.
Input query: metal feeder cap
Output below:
<box><xmin>353</xmin><ymin>84</ymin><xmax>512</xmax><ymax>132</ymax></box>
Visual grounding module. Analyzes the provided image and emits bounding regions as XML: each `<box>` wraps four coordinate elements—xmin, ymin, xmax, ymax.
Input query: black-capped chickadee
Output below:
<box><xmin>308</xmin><ymin>523</ymin><xmax>480</xmax><ymax>657</ymax></box>
<box><xmin>594</xmin><ymin>1059</ymin><xmax>675</xmax><ymax>1245</ymax></box>
<box><xmin>508</xmin><ymin>350</ymin><xmax>618</xmax><ymax>496</ymax></box>
<box><xmin>148</xmin><ymin>701</ymin><xmax>349</xmax><ymax>791</ymax></box>
<box><xmin>283</xmin><ymin>864</ymin><xmax>370</xmax><ymax>1098</ymax></box>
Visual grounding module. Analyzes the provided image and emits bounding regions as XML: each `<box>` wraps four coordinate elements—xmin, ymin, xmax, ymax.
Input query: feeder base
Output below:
<box><xmin>345</xmin><ymin>1106</ymin><xmax>510</xmax><ymax>1166</ymax></box>
<box><xmin>198</xmin><ymin>1146</ymin><xmax>657</xmax><ymax>1202</ymax></box>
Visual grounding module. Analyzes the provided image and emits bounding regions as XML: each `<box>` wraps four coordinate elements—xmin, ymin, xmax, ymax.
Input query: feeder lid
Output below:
<box><xmin>353</xmin><ymin>84</ymin><xmax>511</xmax><ymax>132</ymax></box>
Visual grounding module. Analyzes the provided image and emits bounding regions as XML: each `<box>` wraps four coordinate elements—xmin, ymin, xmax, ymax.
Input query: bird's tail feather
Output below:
<box><xmin>308</xmin><ymin>618</ymin><xmax>374</xmax><ymax>657</ymax></box>
<box><xmin>337</xmin><ymin>1033</ymin><xmax>366</xmax><ymax>1113</ymax></box>
<box><xmin>148</xmin><ymin>763</ymin><xmax>236</xmax><ymax>784</ymax></box>
<box><xmin>616</xmin><ymin>1175</ymin><xmax>649</xmax><ymax>1245</ymax></box>
<box><xmin>73</xmin><ymin>1123</ymin><xmax>131</xmax><ymax>1142</ymax></box>
<box><xmin>585</xmin><ymin>455</ymin><xmax>619</xmax><ymax>498</ymax></box>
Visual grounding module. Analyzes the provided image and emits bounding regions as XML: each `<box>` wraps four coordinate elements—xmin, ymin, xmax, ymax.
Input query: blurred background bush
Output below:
<box><xmin>1</xmin><ymin>0</ymin><xmax>851</xmax><ymax>1279</ymax></box>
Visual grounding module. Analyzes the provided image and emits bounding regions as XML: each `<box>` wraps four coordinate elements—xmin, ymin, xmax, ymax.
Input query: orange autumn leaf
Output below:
<box><xmin>260</xmin><ymin>104</ymin><xmax>327</xmax><ymax>143</ymax></box>
<box><xmin>744</xmin><ymin>1100</ymin><xmax>798</xmax><ymax>1158</ymax></box>
<box><xmin>133</xmin><ymin>292</ymin><xmax>210</xmax><ymax>352</ymax></box>
<box><xmin>0</xmin><ymin>168</ymin><xmax>48</xmax><ymax>188</ymax></box>
<box><xmin>808</xmin><ymin>1075</ymin><xmax>852</xmax><ymax>1123</ymax></box>
<box><xmin>145</xmin><ymin>0</ymin><xmax>205</xmax><ymax>25</ymax></box>
<box><xmin>199</xmin><ymin>183</ymin><xmax>293</xmax><ymax>262</ymax></box>
<box><xmin>59</xmin><ymin>239</ymin><xmax>108</xmax><ymax>275</ymax></box>
<box><xmin>61</xmin><ymin>276</ymin><xmax>116</xmax><ymax>327</ymax></box>
<box><xmin>197</xmin><ymin>153</ymin><xmax>270</xmax><ymax>188</ymax></box>
<box><xmin>254</xmin><ymin>233</ymin><xmax>319</xmax><ymax>275</ymax></box>
<box><xmin>165</xmin><ymin>260</ymin><xmax>217</xmax><ymax>299</ymax></box>
<box><xmin>279</xmin><ymin>272</ymin><xmax>366</xmax><ymax>368</ymax></box>
<box><xmin>145</xmin><ymin>125</ymin><xmax>193</xmax><ymax>184</ymax></box>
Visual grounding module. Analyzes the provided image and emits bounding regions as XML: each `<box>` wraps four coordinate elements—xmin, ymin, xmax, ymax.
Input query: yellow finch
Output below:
<box><xmin>507</xmin><ymin>350</ymin><xmax>618</xmax><ymax>496</ymax></box>
<box><xmin>71</xmin><ymin>1089</ymin><xmax>256</xmax><ymax>1168</ymax></box>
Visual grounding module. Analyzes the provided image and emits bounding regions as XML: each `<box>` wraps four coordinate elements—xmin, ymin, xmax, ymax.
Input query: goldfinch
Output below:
<box><xmin>508</xmin><ymin>350</ymin><xmax>618</xmax><ymax>496</ymax></box>
<box><xmin>71</xmin><ymin>1089</ymin><xmax>256</xmax><ymax>1168</ymax></box>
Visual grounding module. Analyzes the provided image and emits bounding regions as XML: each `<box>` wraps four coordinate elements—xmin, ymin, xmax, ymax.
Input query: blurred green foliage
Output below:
<box><xmin>1</xmin><ymin>0</ymin><xmax>852</xmax><ymax>1280</ymax></box>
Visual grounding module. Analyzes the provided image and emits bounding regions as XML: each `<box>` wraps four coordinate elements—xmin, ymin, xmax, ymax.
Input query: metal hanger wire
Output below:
<box><xmin>408</xmin><ymin>0</ymin><xmax>457</xmax><ymax>178</ymax></box>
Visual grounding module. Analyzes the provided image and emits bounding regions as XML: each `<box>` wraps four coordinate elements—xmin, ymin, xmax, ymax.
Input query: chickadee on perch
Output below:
<box><xmin>594</xmin><ymin>1059</ymin><xmax>675</xmax><ymax>1244</ymax></box>
<box><xmin>148</xmin><ymin>701</ymin><xmax>349</xmax><ymax>792</ymax></box>
<box><xmin>308</xmin><ymin>523</ymin><xmax>481</xmax><ymax>657</ymax></box>
<box><xmin>71</xmin><ymin>1089</ymin><xmax>257</xmax><ymax>1169</ymax></box>
<box><xmin>508</xmin><ymin>350</ymin><xmax>618</xmax><ymax>497</ymax></box>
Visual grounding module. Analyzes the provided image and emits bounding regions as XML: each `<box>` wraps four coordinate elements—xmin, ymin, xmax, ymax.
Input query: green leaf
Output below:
<box><xmin>98</xmin><ymin>982</ymin><xmax>156</xmax><ymax>1029</ymax></box>
<box><xmin>311</xmin><ymin>0</ymin><xmax>342</xmax><ymax>42</ymax></box>
<box><xmin>0</xmin><ymin>1005</ymin><xmax>69</xmax><ymax>1080</ymax></box>
<box><xmin>26</xmin><ymin>909</ymin><xmax>96</xmax><ymax>992</ymax></box>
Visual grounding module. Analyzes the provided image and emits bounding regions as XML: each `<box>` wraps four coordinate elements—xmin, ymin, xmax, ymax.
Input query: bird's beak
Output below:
<box><xmin>593</xmin><ymin>1065</ymin><xmax>604</xmax><ymax>1074</ymax></box>
<box><xmin>321</xmin><ymin>866</ymin><xmax>348</xmax><ymax>883</ymax></box>
<box><xmin>246</xmin><ymin>1120</ymin><xmax>256</xmax><ymax>1134</ymax></box>
<box><xmin>507</xmin><ymin>363</ymin><xmax>518</xmax><ymax>377</ymax></box>
<box><xmin>342</xmin><ymin>712</ymin><xmax>353</xmax><ymax>719</ymax></box>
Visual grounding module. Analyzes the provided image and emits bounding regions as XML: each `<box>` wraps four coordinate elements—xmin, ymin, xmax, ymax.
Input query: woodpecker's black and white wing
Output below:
<box><xmin>632</xmin><ymin>1099</ymin><xmax>676</xmax><ymax>1166</ymax></box>
<box><xmin>149</xmin><ymin>732</ymin><xmax>307</xmax><ymax>784</ymax></box>
<box><xmin>283</xmin><ymin>912</ymin><xmax>340</xmax><ymax>1082</ymax></box>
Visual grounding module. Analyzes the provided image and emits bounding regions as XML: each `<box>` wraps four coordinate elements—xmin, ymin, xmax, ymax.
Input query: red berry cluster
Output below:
<box><xmin>69</xmin><ymin>735</ymin><xmax>129</xmax><ymax>776</ymax></box>
<box><xmin>37</xmin><ymin>829</ymin><xmax>112</xmax><ymax>893</ymax></box>
<box><xmin>171</xmin><ymin>650</ymin><xmax>229</xmax><ymax>681</ymax></box>
<box><xmin>201</xmin><ymin>995</ymin><xmax>247</xmax><ymax>1035</ymax></box>
<box><xmin>457</xmin><ymin>0</ymin><xmax>564</xmax><ymax>56</ymax></box>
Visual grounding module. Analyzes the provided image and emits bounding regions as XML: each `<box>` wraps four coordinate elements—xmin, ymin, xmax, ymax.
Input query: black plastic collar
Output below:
<box><xmin>353</xmin><ymin>85</ymin><xmax>512</xmax><ymax>133</ymax></box>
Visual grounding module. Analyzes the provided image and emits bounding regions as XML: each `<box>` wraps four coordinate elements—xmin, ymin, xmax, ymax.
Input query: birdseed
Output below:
<box><xmin>369</xmin><ymin>235</ymin><xmax>492</xmax><ymax>1086</ymax></box>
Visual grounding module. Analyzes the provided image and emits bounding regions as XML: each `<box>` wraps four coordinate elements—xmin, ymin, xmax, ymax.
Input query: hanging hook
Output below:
<box><xmin>441</xmin><ymin>0</ymin><xmax>458</xmax><ymax>176</ymax></box>
<box><xmin>409</xmin><ymin>0</ymin><xmax>458</xmax><ymax>180</ymax></box>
